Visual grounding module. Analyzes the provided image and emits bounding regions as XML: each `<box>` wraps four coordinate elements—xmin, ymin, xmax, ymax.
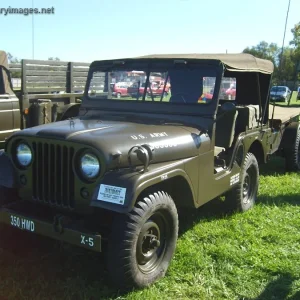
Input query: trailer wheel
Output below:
<box><xmin>225</xmin><ymin>153</ymin><xmax>259</xmax><ymax>212</ymax></box>
<box><xmin>106</xmin><ymin>191</ymin><xmax>178</xmax><ymax>289</ymax></box>
<box><xmin>285</xmin><ymin>129</ymin><xmax>300</xmax><ymax>172</ymax></box>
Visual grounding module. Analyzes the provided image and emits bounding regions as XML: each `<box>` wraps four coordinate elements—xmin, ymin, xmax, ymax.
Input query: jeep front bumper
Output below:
<box><xmin>0</xmin><ymin>203</ymin><xmax>102</xmax><ymax>252</ymax></box>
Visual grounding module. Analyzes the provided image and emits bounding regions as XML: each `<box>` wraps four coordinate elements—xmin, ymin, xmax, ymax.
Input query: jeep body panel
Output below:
<box><xmin>1</xmin><ymin>53</ymin><xmax>299</xmax><ymax>271</ymax></box>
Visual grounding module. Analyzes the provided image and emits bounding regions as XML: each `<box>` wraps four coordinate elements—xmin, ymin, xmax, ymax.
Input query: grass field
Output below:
<box><xmin>0</xmin><ymin>92</ymin><xmax>300</xmax><ymax>300</ymax></box>
<box><xmin>0</xmin><ymin>161</ymin><xmax>300</xmax><ymax>300</ymax></box>
<box><xmin>272</xmin><ymin>91</ymin><xmax>300</xmax><ymax>107</ymax></box>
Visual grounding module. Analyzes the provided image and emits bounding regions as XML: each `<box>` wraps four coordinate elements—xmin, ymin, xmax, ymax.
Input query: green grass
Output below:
<box><xmin>1</xmin><ymin>160</ymin><xmax>300</xmax><ymax>300</ymax></box>
<box><xmin>272</xmin><ymin>91</ymin><xmax>300</xmax><ymax>107</ymax></box>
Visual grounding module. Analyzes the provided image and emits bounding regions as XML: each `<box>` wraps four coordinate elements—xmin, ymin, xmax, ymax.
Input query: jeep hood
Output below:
<box><xmin>10</xmin><ymin>118</ymin><xmax>204</xmax><ymax>169</ymax></box>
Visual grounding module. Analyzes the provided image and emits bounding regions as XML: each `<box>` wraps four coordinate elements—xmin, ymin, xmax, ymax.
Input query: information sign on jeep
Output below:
<box><xmin>0</xmin><ymin>53</ymin><xmax>299</xmax><ymax>290</ymax></box>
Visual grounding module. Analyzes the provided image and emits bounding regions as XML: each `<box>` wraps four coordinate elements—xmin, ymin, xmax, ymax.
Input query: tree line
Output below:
<box><xmin>243</xmin><ymin>22</ymin><xmax>300</xmax><ymax>86</ymax></box>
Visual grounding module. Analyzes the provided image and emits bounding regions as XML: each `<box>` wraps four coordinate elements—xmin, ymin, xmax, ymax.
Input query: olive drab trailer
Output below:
<box><xmin>0</xmin><ymin>50</ymin><xmax>105</xmax><ymax>148</ymax></box>
<box><xmin>0</xmin><ymin>53</ymin><xmax>299</xmax><ymax>290</ymax></box>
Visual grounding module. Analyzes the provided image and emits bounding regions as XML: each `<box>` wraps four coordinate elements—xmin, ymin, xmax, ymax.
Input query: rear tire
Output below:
<box><xmin>106</xmin><ymin>191</ymin><xmax>178</xmax><ymax>290</ymax></box>
<box><xmin>225</xmin><ymin>153</ymin><xmax>259</xmax><ymax>212</ymax></box>
<box><xmin>285</xmin><ymin>129</ymin><xmax>300</xmax><ymax>172</ymax></box>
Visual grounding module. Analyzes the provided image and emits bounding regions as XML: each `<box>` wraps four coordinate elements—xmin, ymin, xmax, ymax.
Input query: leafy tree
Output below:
<box><xmin>243</xmin><ymin>22</ymin><xmax>300</xmax><ymax>84</ymax></box>
<box><xmin>290</xmin><ymin>22</ymin><xmax>300</xmax><ymax>49</ymax></box>
<box><xmin>289</xmin><ymin>22</ymin><xmax>300</xmax><ymax>81</ymax></box>
<box><xmin>243</xmin><ymin>41</ymin><xmax>280</xmax><ymax>65</ymax></box>
<box><xmin>280</xmin><ymin>47</ymin><xmax>296</xmax><ymax>81</ymax></box>
<box><xmin>243</xmin><ymin>41</ymin><xmax>281</xmax><ymax>81</ymax></box>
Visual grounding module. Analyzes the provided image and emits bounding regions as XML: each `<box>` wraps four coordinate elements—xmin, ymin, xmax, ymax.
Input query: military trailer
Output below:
<box><xmin>0</xmin><ymin>50</ymin><xmax>100</xmax><ymax>148</ymax></box>
<box><xmin>0</xmin><ymin>53</ymin><xmax>299</xmax><ymax>289</ymax></box>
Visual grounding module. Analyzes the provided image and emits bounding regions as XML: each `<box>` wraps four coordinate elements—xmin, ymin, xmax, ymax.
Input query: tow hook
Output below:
<box><xmin>53</xmin><ymin>215</ymin><xmax>72</xmax><ymax>234</ymax></box>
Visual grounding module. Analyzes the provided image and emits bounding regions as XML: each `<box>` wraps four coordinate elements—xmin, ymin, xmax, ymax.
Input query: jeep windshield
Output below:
<box><xmin>86</xmin><ymin>63</ymin><xmax>219</xmax><ymax>105</ymax></box>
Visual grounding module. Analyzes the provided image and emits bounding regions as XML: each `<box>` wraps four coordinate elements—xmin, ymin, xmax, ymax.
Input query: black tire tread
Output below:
<box><xmin>285</xmin><ymin>130</ymin><xmax>300</xmax><ymax>172</ymax></box>
<box><xmin>225</xmin><ymin>152</ymin><xmax>259</xmax><ymax>212</ymax></box>
<box><xmin>106</xmin><ymin>190</ymin><xmax>178</xmax><ymax>290</ymax></box>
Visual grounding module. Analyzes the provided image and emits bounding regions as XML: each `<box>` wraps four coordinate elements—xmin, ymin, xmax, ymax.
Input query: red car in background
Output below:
<box><xmin>110</xmin><ymin>82</ymin><xmax>131</xmax><ymax>98</ymax></box>
<box><xmin>127</xmin><ymin>81</ymin><xmax>170</xmax><ymax>98</ymax></box>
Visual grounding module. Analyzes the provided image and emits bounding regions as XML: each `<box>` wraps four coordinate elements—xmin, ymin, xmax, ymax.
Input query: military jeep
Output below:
<box><xmin>0</xmin><ymin>53</ymin><xmax>299</xmax><ymax>289</ymax></box>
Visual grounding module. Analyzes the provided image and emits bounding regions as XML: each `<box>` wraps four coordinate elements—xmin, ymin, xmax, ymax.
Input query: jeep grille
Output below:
<box><xmin>32</xmin><ymin>142</ymin><xmax>75</xmax><ymax>209</ymax></box>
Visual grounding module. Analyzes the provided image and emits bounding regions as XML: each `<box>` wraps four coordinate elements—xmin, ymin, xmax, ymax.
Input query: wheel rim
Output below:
<box><xmin>242</xmin><ymin>167</ymin><xmax>256</xmax><ymax>205</ymax></box>
<box><xmin>136</xmin><ymin>212</ymin><xmax>169</xmax><ymax>274</ymax></box>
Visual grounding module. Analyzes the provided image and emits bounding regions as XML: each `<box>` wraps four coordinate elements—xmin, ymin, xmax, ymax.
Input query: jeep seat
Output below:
<box><xmin>235</xmin><ymin>105</ymin><xmax>260</xmax><ymax>133</ymax></box>
<box><xmin>215</xmin><ymin>109</ymin><xmax>238</xmax><ymax>150</ymax></box>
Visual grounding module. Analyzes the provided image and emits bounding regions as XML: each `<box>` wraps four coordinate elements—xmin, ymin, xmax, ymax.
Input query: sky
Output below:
<box><xmin>0</xmin><ymin>0</ymin><xmax>299</xmax><ymax>63</ymax></box>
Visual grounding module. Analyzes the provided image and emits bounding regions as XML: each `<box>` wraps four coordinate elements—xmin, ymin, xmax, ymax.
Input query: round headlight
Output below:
<box><xmin>16</xmin><ymin>143</ymin><xmax>32</xmax><ymax>167</ymax></box>
<box><xmin>80</xmin><ymin>153</ymin><xmax>100</xmax><ymax>179</ymax></box>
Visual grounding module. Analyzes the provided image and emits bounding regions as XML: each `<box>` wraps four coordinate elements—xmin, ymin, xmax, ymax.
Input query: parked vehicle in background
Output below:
<box><xmin>1</xmin><ymin>53</ymin><xmax>299</xmax><ymax>290</ymax></box>
<box><xmin>127</xmin><ymin>80</ymin><xmax>170</xmax><ymax>98</ymax></box>
<box><xmin>200</xmin><ymin>77</ymin><xmax>236</xmax><ymax>102</ymax></box>
<box><xmin>0</xmin><ymin>50</ymin><xmax>102</xmax><ymax>148</ymax></box>
<box><xmin>270</xmin><ymin>85</ymin><xmax>292</xmax><ymax>103</ymax></box>
<box><xmin>111</xmin><ymin>81</ymin><xmax>132</xmax><ymax>98</ymax></box>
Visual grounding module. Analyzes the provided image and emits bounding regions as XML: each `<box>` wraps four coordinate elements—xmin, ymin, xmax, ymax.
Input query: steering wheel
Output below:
<box><xmin>169</xmin><ymin>93</ymin><xmax>190</xmax><ymax>103</ymax></box>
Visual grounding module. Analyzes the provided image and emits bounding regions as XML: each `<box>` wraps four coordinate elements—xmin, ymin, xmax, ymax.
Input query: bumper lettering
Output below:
<box><xmin>11</xmin><ymin>215</ymin><xmax>35</xmax><ymax>232</ymax></box>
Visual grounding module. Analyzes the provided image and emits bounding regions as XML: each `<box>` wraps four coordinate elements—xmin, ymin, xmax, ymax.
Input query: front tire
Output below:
<box><xmin>225</xmin><ymin>153</ymin><xmax>259</xmax><ymax>212</ymax></box>
<box><xmin>106</xmin><ymin>191</ymin><xmax>178</xmax><ymax>289</ymax></box>
<box><xmin>285</xmin><ymin>129</ymin><xmax>300</xmax><ymax>172</ymax></box>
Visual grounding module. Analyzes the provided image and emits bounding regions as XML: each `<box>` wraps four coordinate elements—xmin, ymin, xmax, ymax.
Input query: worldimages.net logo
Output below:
<box><xmin>0</xmin><ymin>6</ymin><xmax>55</xmax><ymax>16</ymax></box>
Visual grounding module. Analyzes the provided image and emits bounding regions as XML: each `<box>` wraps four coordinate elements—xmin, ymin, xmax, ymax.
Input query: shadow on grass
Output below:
<box><xmin>260</xmin><ymin>156</ymin><xmax>289</xmax><ymax>176</ymax></box>
<box><xmin>0</xmin><ymin>157</ymin><xmax>299</xmax><ymax>299</ymax></box>
<box><xmin>0</xmin><ymin>198</ymin><xmax>231</xmax><ymax>299</ymax></box>
<box><xmin>0</xmin><ymin>225</ymin><xmax>128</xmax><ymax>299</ymax></box>
<box><xmin>242</xmin><ymin>272</ymin><xmax>299</xmax><ymax>300</ymax></box>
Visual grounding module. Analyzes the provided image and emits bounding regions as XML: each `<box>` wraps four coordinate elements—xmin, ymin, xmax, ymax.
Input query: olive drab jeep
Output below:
<box><xmin>0</xmin><ymin>53</ymin><xmax>299</xmax><ymax>290</ymax></box>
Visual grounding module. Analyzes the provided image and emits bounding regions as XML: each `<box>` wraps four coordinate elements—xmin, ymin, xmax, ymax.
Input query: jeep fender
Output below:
<box><xmin>89</xmin><ymin>160</ymin><xmax>196</xmax><ymax>213</ymax></box>
<box><xmin>279</xmin><ymin>121</ymin><xmax>300</xmax><ymax>153</ymax></box>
